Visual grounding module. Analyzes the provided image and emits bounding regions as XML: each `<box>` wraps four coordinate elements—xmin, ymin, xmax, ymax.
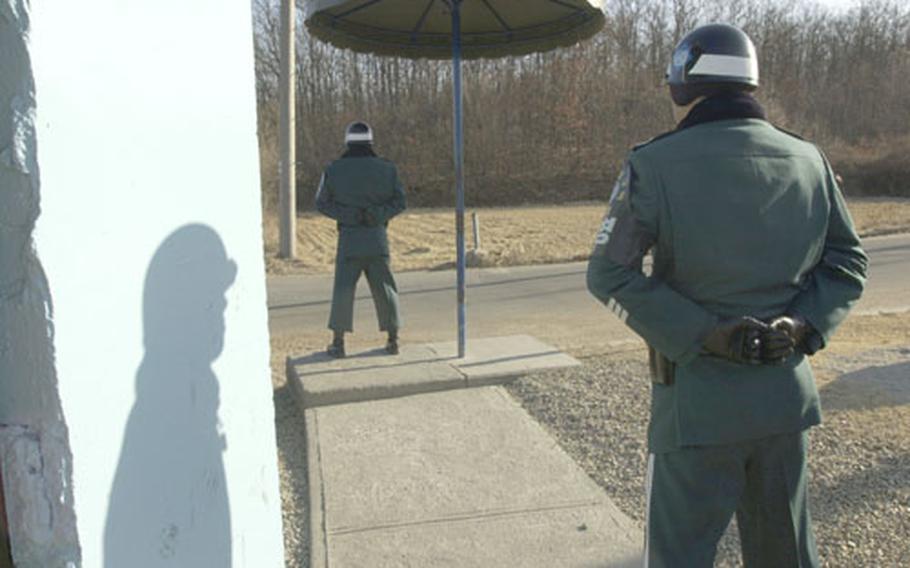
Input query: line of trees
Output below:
<box><xmin>253</xmin><ymin>0</ymin><xmax>910</xmax><ymax>210</ymax></box>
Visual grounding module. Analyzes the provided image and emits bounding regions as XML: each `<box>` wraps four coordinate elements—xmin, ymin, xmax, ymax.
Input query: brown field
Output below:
<box><xmin>263</xmin><ymin>197</ymin><xmax>910</xmax><ymax>275</ymax></box>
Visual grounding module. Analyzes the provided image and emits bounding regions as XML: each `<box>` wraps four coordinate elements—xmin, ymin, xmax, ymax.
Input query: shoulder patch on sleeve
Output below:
<box><xmin>608</xmin><ymin>161</ymin><xmax>632</xmax><ymax>206</ymax></box>
<box><xmin>594</xmin><ymin>160</ymin><xmax>633</xmax><ymax>247</ymax></box>
<box><xmin>592</xmin><ymin>160</ymin><xmax>656</xmax><ymax>267</ymax></box>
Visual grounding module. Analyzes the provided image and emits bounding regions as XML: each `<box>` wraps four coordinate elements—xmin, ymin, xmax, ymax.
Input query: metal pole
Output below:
<box><xmin>472</xmin><ymin>211</ymin><xmax>481</xmax><ymax>251</ymax></box>
<box><xmin>279</xmin><ymin>0</ymin><xmax>297</xmax><ymax>259</ymax></box>
<box><xmin>452</xmin><ymin>1</ymin><xmax>466</xmax><ymax>358</ymax></box>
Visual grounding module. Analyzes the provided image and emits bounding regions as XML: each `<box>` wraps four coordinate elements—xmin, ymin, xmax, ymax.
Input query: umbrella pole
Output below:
<box><xmin>452</xmin><ymin>1</ymin><xmax>466</xmax><ymax>358</ymax></box>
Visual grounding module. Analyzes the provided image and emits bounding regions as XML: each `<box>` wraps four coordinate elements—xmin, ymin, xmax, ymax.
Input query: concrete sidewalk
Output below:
<box><xmin>288</xmin><ymin>335</ymin><xmax>582</xmax><ymax>408</ymax></box>
<box><xmin>289</xmin><ymin>336</ymin><xmax>643</xmax><ymax>567</ymax></box>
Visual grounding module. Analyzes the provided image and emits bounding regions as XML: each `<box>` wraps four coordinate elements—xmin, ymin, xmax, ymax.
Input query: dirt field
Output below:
<box><xmin>264</xmin><ymin>197</ymin><xmax>910</xmax><ymax>275</ymax></box>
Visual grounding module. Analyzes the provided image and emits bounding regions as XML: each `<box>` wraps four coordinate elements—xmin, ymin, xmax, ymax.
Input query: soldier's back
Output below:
<box><xmin>327</xmin><ymin>156</ymin><xmax>397</xmax><ymax>209</ymax></box>
<box><xmin>630</xmin><ymin>119</ymin><xmax>834</xmax><ymax>450</ymax></box>
<box><xmin>631</xmin><ymin>119</ymin><xmax>833</xmax><ymax>319</ymax></box>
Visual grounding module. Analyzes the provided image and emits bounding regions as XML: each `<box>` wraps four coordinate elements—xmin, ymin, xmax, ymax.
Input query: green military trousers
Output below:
<box><xmin>645</xmin><ymin>431</ymin><xmax>818</xmax><ymax>568</ymax></box>
<box><xmin>328</xmin><ymin>255</ymin><xmax>401</xmax><ymax>334</ymax></box>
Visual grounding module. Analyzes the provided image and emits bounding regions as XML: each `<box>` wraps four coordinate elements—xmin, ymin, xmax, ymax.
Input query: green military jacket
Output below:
<box><xmin>587</xmin><ymin>111</ymin><xmax>867</xmax><ymax>453</ymax></box>
<box><xmin>316</xmin><ymin>153</ymin><xmax>406</xmax><ymax>258</ymax></box>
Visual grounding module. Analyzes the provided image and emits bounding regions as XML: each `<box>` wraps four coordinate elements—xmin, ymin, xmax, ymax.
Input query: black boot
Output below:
<box><xmin>385</xmin><ymin>332</ymin><xmax>399</xmax><ymax>355</ymax></box>
<box><xmin>327</xmin><ymin>333</ymin><xmax>345</xmax><ymax>359</ymax></box>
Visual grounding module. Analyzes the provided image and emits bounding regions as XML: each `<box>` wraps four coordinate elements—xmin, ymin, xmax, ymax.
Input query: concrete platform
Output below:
<box><xmin>288</xmin><ymin>335</ymin><xmax>581</xmax><ymax>408</ymax></box>
<box><xmin>305</xmin><ymin>387</ymin><xmax>643</xmax><ymax>568</ymax></box>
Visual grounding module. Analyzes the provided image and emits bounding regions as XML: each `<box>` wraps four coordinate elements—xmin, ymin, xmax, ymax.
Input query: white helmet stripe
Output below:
<box><xmin>688</xmin><ymin>54</ymin><xmax>758</xmax><ymax>80</ymax></box>
<box><xmin>345</xmin><ymin>132</ymin><xmax>373</xmax><ymax>143</ymax></box>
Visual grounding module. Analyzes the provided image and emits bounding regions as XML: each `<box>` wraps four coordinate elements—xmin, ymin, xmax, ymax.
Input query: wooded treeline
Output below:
<box><xmin>253</xmin><ymin>0</ymin><xmax>910</xmax><ymax>210</ymax></box>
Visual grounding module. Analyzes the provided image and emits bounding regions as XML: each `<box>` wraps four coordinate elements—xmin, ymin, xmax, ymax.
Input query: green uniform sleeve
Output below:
<box><xmin>315</xmin><ymin>171</ymin><xmax>363</xmax><ymax>226</ymax></box>
<box><xmin>367</xmin><ymin>165</ymin><xmax>407</xmax><ymax>225</ymax></box>
<box><xmin>586</xmin><ymin>156</ymin><xmax>718</xmax><ymax>365</ymax></box>
<box><xmin>787</xmin><ymin>155</ymin><xmax>868</xmax><ymax>351</ymax></box>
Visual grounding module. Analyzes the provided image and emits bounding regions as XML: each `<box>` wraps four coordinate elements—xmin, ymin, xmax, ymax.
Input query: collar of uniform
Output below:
<box><xmin>341</xmin><ymin>144</ymin><xmax>378</xmax><ymax>159</ymax></box>
<box><xmin>676</xmin><ymin>92</ymin><xmax>767</xmax><ymax>131</ymax></box>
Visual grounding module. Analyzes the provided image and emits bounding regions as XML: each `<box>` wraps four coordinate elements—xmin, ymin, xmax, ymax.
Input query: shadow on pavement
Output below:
<box><xmin>289</xmin><ymin>350</ymin><xmax>437</xmax><ymax>377</ymax></box>
<box><xmin>452</xmin><ymin>350</ymin><xmax>563</xmax><ymax>368</ymax></box>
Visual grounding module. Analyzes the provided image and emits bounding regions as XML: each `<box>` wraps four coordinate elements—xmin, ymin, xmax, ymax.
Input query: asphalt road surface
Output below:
<box><xmin>267</xmin><ymin>233</ymin><xmax>910</xmax><ymax>353</ymax></box>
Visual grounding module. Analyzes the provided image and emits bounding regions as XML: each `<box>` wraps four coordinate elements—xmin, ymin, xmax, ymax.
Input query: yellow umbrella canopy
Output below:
<box><xmin>304</xmin><ymin>0</ymin><xmax>606</xmax><ymax>59</ymax></box>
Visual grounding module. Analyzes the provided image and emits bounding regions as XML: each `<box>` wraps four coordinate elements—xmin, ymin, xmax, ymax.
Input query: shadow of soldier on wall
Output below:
<box><xmin>104</xmin><ymin>224</ymin><xmax>237</xmax><ymax>566</ymax></box>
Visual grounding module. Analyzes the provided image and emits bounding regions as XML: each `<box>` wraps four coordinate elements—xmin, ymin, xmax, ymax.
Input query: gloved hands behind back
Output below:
<box><xmin>768</xmin><ymin>315</ymin><xmax>809</xmax><ymax>353</ymax></box>
<box><xmin>358</xmin><ymin>208</ymin><xmax>379</xmax><ymax>227</ymax></box>
<box><xmin>703</xmin><ymin>316</ymin><xmax>795</xmax><ymax>365</ymax></box>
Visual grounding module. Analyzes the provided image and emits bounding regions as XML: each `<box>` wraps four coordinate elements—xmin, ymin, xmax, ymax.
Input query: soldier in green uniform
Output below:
<box><xmin>586</xmin><ymin>24</ymin><xmax>867</xmax><ymax>567</ymax></box>
<box><xmin>317</xmin><ymin>122</ymin><xmax>406</xmax><ymax>358</ymax></box>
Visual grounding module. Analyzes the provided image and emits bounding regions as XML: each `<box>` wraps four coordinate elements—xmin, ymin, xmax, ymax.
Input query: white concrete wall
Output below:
<box><xmin>0</xmin><ymin>0</ymin><xmax>285</xmax><ymax>566</ymax></box>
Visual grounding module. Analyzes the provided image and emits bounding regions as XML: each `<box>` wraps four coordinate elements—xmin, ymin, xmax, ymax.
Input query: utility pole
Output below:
<box><xmin>279</xmin><ymin>0</ymin><xmax>296</xmax><ymax>258</ymax></box>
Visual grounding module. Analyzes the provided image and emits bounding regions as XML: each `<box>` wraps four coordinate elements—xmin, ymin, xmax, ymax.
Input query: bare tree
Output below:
<box><xmin>251</xmin><ymin>0</ymin><xmax>910</xmax><ymax>209</ymax></box>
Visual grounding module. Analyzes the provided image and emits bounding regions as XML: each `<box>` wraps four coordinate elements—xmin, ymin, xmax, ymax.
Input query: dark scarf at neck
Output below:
<box><xmin>677</xmin><ymin>92</ymin><xmax>767</xmax><ymax>131</ymax></box>
<box><xmin>341</xmin><ymin>143</ymin><xmax>377</xmax><ymax>158</ymax></box>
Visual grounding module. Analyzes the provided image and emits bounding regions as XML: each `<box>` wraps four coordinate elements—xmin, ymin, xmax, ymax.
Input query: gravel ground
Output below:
<box><xmin>506</xmin><ymin>341</ymin><xmax>910</xmax><ymax>567</ymax></box>
<box><xmin>272</xmin><ymin>376</ymin><xmax>311</xmax><ymax>568</ymax></box>
<box><xmin>271</xmin><ymin>307</ymin><xmax>910</xmax><ymax>567</ymax></box>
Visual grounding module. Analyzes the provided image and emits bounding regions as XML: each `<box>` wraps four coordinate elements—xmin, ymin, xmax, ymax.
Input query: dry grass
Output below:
<box><xmin>263</xmin><ymin>197</ymin><xmax>910</xmax><ymax>275</ymax></box>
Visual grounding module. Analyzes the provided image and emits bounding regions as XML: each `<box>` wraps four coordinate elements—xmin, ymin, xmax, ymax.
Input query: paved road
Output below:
<box><xmin>268</xmin><ymin>233</ymin><xmax>910</xmax><ymax>352</ymax></box>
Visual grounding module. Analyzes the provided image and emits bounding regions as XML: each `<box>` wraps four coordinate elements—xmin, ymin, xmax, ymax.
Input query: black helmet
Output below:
<box><xmin>666</xmin><ymin>23</ymin><xmax>759</xmax><ymax>106</ymax></box>
<box><xmin>344</xmin><ymin>121</ymin><xmax>373</xmax><ymax>145</ymax></box>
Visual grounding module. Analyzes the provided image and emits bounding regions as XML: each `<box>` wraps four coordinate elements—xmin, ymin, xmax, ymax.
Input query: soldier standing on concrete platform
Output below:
<box><xmin>586</xmin><ymin>24</ymin><xmax>867</xmax><ymax>567</ymax></box>
<box><xmin>317</xmin><ymin>122</ymin><xmax>406</xmax><ymax>358</ymax></box>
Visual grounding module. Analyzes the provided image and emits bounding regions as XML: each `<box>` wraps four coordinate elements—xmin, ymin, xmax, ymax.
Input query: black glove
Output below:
<box><xmin>768</xmin><ymin>314</ymin><xmax>810</xmax><ymax>355</ymax></box>
<box><xmin>760</xmin><ymin>325</ymin><xmax>796</xmax><ymax>363</ymax></box>
<box><xmin>702</xmin><ymin>317</ymin><xmax>771</xmax><ymax>365</ymax></box>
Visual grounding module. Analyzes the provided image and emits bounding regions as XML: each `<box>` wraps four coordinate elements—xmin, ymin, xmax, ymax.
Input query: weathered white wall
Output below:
<box><xmin>0</xmin><ymin>1</ymin><xmax>81</xmax><ymax>565</ymax></box>
<box><xmin>0</xmin><ymin>0</ymin><xmax>285</xmax><ymax>566</ymax></box>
